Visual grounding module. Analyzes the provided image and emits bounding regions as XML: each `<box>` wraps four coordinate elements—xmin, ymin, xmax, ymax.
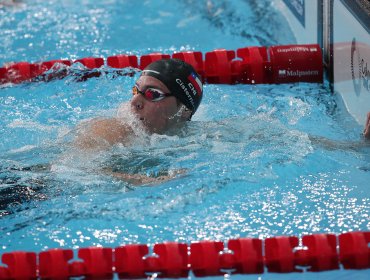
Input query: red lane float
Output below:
<box><xmin>152</xmin><ymin>242</ymin><xmax>189</xmax><ymax>278</ymax></box>
<box><xmin>115</xmin><ymin>244</ymin><xmax>149</xmax><ymax>278</ymax></box>
<box><xmin>227</xmin><ymin>238</ymin><xmax>264</xmax><ymax>274</ymax></box>
<box><xmin>39</xmin><ymin>249</ymin><xmax>73</xmax><ymax>278</ymax></box>
<box><xmin>74</xmin><ymin>57</ymin><xmax>104</xmax><ymax>69</ymax></box>
<box><xmin>0</xmin><ymin>60</ymin><xmax>71</xmax><ymax>84</ymax></box>
<box><xmin>0</xmin><ymin>44</ymin><xmax>323</xmax><ymax>85</ymax></box>
<box><xmin>190</xmin><ymin>241</ymin><xmax>224</xmax><ymax>276</ymax></box>
<box><xmin>339</xmin><ymin>231</ymin><xmax>370</xmax><ymax>269</ymax></box>
<box><xmin>172</xmin><ymin>51</ymin><xmax>204</xmax><ymax>80</ymax></box>
<box><xmin>204</xmin><ymin>49</ymin><xmax>238</xmax><ymax>84</ymax></box>
<box><xmin>107</xmin><ymin>54</ymin><xmax>138</xmax><ymax>69</ymax></box>
<box><xmin>265</xmin><ymin>234</ymin><xmax>339</xmax><ymax>273</ymax></box>
<box><xmin>236</xmin><ymin>46</ymin><xmax>271</xmax><ymax>84</ymax></box>
<box><xmin>265</xmin><ymin>236</ymin><xmax>300</xmax><ymax>273</ymax></box>
<box><xmin>115</xmin><ymin>243</ymin><xmax>189</xmax><ymax>278</ymax></box>
<box><xmin>0</xmin><ymin>252</ymin><xmax>37</xmax><ymax>279</ymax></box>
<box><xmin>269</xmin><ymin>44</ymin><xmax>323</xmax><ymax>83</ymax></box>
<box><xmin>189</xmin><ymin>238</ymin><xmax>263</xmax><ymax>276</ymax></box>
<box><xmin>139</xmin><ymin>53</ymin><xmax>171</xmax><ymax>70</ymax></box>
<box><xmin>0</xmin><ymin>67</ymin><xmax>6</xmax><ymax>83</ymax></box>
<box><xmin>0</xmin><ymin>232</ymin><xmax>369</xmax><ymax>279</ymax></box>
<box><xmin>301</xmin><ymin>234</ymin><xmax>339</xmax><ymax>271</ymax></box>
<box><xmin>0</xmin><ymin>62</ymin><xmax>36</xmax><ymax>84</ymax></box>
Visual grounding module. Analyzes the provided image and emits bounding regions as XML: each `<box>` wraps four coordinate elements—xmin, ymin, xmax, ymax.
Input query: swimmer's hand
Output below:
<box><xmin>103</xmin><ymin>168</ymin><xmax>187</xmax><ymax>186</ymax></box>
<box><xmin>74</xmin><ymin>118</ymin><xmax>132</xmax><ymax>150</ymax></box>
<box><xmin>363</xmin><ymin>112</ymin><xmax>370</xmax><ymax>140</ymax></box>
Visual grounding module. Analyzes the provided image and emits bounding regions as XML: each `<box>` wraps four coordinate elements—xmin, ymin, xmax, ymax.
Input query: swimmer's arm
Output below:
<box><xmin>74</xmin><ymin>118</ymin><xmax>132</xmax><ymax>150</ymax></box>
<box><xmin>309</xmin><ymin>112</ymin><xmax>370</xmax><ymax>150</ymax></box>
<box><xmin>308</xmin><ymin>135</ymin><xmax>370</xmax><ymax>151</ymax></box>
<box><xmin>0</xmin><ymin>0</ymin><xmax>22</xmax><ymax>7</ymax></box>
<box><xmin>102</xmin><ymin>168</ymin><xmax>187</xmax><ymax>186</ymax></box>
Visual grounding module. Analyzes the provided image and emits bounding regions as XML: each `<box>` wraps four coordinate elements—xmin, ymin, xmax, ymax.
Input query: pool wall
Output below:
<box><xmin>275</xmin><ymin>0</ymin><xmax>370</xmax><ymax>125</ymax></box>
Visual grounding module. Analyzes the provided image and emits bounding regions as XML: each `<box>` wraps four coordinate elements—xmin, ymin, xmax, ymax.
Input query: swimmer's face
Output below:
<box><xmin>130</xmin><ymin>75</ymin><xmax>190</xmax><ymax>134</ymax></box>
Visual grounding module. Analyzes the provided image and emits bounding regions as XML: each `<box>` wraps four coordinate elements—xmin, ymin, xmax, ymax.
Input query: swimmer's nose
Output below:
<box><xmin>131</xmin><ymin>94</ymin><xmax>144</xmax><ymax>111</ymax></box>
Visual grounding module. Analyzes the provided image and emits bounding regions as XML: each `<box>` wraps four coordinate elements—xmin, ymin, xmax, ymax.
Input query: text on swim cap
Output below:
<box><xmin>176</xmin><ymin>78</ymin><xmax>195</xmax><ymax>109</ymax></box>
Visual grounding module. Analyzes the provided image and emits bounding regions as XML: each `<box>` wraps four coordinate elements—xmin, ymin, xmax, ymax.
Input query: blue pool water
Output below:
<box><xmin>1</xmin><ymin>0</ymin><xmax>369</xmax><ymax>279</ymax></box>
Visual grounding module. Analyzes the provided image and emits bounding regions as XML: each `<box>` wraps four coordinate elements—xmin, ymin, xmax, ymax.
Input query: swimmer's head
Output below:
<box><xmin>130</xmin><ymin>59</ymin><xmax>203</xmax><ymax>134</ymax></box>
<box><xmin>140</xmin><ymin>59</ymin><xmax>203</xmax><ymax>114</ymax></box>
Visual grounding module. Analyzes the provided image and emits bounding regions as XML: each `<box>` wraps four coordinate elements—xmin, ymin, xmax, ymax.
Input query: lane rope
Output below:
<box><xmin>0</xmin><ymin>231</ymin><xmax>369</xmax><ymax>279</ymax></box>
<box><xmin>0</xmin><ymin>44</ymin><xmax>323</xmax><ymax>85</ymax></box>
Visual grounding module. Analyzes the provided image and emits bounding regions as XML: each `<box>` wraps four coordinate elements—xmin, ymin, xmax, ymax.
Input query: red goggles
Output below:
<box><xmin>132</xmin><ymin>85</ymin><xmax>170</xmax><ymax>102</ymax></box>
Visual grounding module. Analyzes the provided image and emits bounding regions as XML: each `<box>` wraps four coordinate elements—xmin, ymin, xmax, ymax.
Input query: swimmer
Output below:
<box><xmin>72</xmin><ymin>59</ymin><xmax>203</xmax><ymax>184</ymax></box>
<box><xmin>74</xmin><ymin>58</ymin><xmax>203</xmax><ymax>150</ymax></box>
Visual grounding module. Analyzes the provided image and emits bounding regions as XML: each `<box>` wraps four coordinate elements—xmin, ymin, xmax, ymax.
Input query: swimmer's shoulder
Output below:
<box><xmin>74</xmin><ymin>117</ymin><xmax>133</xmax><ymax>150</ymax></box>
<box><xmin>91</xmin><ymin>118</ymin><xmax>132</xmax><ymax>140</ymax></box>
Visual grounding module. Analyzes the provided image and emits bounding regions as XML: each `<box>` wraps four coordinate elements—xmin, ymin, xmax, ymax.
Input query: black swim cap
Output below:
<box><xmin>141</xmin><ymin>59</ymin><xmax>203</xmax><ymax>113</ymax></box>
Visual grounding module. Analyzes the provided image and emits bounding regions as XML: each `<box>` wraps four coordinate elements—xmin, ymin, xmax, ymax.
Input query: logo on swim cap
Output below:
<box><xmin>187</xmin><ymin>72</ymin><xmax>202</xmax><ymax>96</ymax></box>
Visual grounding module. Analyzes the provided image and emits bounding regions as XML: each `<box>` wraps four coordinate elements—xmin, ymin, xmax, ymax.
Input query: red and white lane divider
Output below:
<box><xmin>0</xmin><ymin>44</ymin><xmax>323</xmax><ymax>85</ymax></box>
<box><xmin>0</xmin><ymin>231</ymin><xmax>369</xmax><ymax>279</ymax></box>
